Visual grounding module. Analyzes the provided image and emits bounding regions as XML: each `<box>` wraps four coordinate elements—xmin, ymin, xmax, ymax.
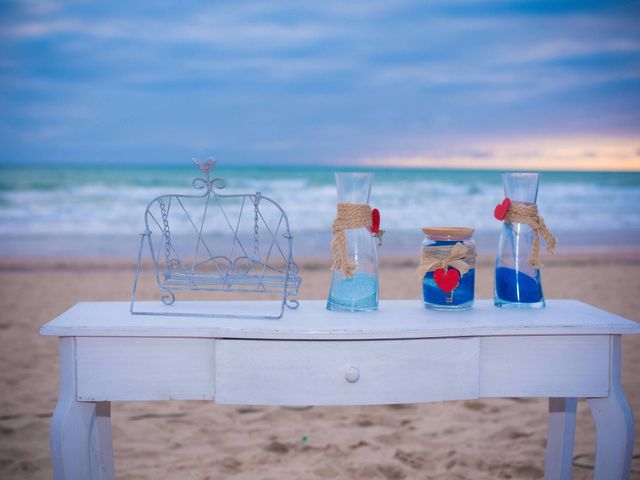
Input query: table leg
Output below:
<box><xmin>544</xmin><ymin>397</ymin><xmax>577</xmax><ymax>480</ymax></box>
<box><xmin>587</xmin><ymin>335</ymin><xmax>634</xmax><ymax>480</ymax></box>
<box><xmin>50</xmin><ymin>337</ymin><xmax>115</xmax><ymax>480</ymax></box>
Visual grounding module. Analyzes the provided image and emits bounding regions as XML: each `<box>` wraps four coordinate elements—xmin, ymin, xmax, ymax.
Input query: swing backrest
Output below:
<box><xmin>143</xmin><ymin>188</ymin><xmax>299</xmax><ymax>295</ymax></box>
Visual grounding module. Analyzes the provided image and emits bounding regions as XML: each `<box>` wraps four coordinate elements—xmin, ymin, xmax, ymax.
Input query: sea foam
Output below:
<box><xmin>1</xmin><ymin>166</ymin><xmax>639</xmax><ymax>256</ymax></box>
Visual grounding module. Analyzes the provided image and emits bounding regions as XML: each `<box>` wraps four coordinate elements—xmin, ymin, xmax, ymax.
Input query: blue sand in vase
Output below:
<box><xmin>423</xmin><ymin>268</ymin><xmax>475</xmax><ymax>309</ymax></box>
<box><xmin>495</xmin><ymin>267</ymin><xmax>543</xmax><ymax>303</ymax></box>
<box><xmin>327</xmin><ymin>272</ymin><xmax>379</xmax><ymax>311</ymax></box>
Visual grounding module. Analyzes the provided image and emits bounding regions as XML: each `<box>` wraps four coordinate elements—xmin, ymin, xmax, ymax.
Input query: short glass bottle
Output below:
<box><xmin>420</xmin><ymin>227</ymin><xmax>476</xmax><ymax>310</ymax></box>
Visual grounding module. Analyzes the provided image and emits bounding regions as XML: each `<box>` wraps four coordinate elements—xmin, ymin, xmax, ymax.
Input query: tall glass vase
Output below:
<box><xmin>327</xmin><ymin>173</ymin><xmax>379</xmax><ymax>311</ymax></box>
<box><xmin>494</xmin><ymin>172</ymin><xmax>545</xmax><ymax>308</ymax></box>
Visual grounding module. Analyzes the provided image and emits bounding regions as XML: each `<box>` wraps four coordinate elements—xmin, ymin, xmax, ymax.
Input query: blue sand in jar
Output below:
<box><xmin>327</xmin><ymin>272</ymin><xmax>378</xmax><ymax>311</ymax></box>
<box><xmin>495</xmin><ymin>267</ymin><xmax>543</xmax><ymax>303</ymax></box>
<box><xmin>423</xmin><ymin>269</ymin><xmax>475</xmax><ymax>308</ymax></box>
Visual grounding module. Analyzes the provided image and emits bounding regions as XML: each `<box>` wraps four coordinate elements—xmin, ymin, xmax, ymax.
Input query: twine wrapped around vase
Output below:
<box><xmin>416</xmin><ymin>242</ymin><xmax>476</xmax><ymax>279</ymax></box>
<box><xmin>331</xmin><ymin>202</ymin><xmax>372</xmax><ymax>277</ymax></box>
<box><xmin>504</xmin><ymin>201</ymin><xmax>556</xmax><ymax>268</ymax></box>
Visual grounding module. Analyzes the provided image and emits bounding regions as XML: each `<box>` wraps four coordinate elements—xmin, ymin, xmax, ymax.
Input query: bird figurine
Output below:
<box><xmin>192</xmin><ymin>157</ymin><xmax>216</xmax><ymax>176</ymax></box>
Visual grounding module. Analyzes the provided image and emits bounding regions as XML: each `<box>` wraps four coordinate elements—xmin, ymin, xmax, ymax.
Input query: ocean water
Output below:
<box><xmin>1</xmin><ymin>164</ymin><xmax>639</xmax><ymax>257</ymax></box>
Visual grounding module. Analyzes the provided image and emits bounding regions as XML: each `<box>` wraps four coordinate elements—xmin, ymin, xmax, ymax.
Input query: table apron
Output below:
<box><xmin>76</xmin><ymin>337</ymin><xmax>215</xmax><ymax>401</ymax></box>
<box><xmin>478</xmin><ymin>335</ymin><xmax>610</xmax><ymax>398</ymax></box>
<box><xmin>74</xmin><ymin>335</ymin><xmax>611</xmax><ymax>403</ymax></box>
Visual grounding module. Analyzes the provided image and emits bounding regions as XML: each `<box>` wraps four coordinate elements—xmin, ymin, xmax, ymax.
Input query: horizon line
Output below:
<box><xmin>2</xmin><ymin>161</ymin><xmax>640</xmax><ymax>174</ymax></box>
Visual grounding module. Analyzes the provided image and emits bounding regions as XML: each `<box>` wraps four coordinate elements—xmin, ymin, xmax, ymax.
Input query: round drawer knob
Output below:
<box><xmin>345</xmin><ymin>367</ymin><xmax>360</xmax><ymax>383</ymax></box>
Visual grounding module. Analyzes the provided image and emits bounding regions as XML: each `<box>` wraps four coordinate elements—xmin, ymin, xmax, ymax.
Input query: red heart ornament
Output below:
<box><xmin>433</xmin><ymin>268</ymin><xmax>460</xmax><ymax>293</ymax></box>
<box><xmin>370</xmin><ymin>208</ymin><xmax>381</xmax><ymax>234</ymax></box>
<box><xmin>494</xmin><ymin>197</ymin><xmax>511</xmax><ymax>221</ymax></box>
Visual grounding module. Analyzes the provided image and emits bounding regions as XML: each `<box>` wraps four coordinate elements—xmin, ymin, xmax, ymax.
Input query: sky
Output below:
<box><xmin>1</xmin><ymin>0</ymin><xmax>639</xmax><ymax>170</ymax></box>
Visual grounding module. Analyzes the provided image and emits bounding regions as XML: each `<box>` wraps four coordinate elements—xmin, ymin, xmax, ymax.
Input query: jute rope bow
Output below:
<box><xmin>504</xmin><ymin>201</ymin><xmax>556</xmax><ymax>268</ymax></box>
<box><xmin>331</xmin><ymin>202</ymin><xmax>372</xmax><ymax>277</ymax></box>
<box><xmin>415</xmin><ymin>242</ymin><xmax>476</xmax><ymax>279</ymax></box>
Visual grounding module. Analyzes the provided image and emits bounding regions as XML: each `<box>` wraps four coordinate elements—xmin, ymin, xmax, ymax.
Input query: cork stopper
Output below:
<box><xmin>422</xmin><ymin>227</ymin><xmax>475</xmax><ymax>241</ymax></box>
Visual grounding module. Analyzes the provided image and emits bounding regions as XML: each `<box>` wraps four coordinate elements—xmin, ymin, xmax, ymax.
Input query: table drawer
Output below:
<box><xmin>214</xmin><ymin>338</ymin><xmax>479</xmax><ymax>405</ymax></box>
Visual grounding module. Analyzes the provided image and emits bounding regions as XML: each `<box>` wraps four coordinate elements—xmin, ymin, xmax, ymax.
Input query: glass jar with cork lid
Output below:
<box><xmin>416</xmin><ymin>227</ymin><xmax>476</xmax><ymax>310</ymax></box>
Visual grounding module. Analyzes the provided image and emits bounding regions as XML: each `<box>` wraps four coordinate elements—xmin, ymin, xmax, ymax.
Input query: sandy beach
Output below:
<box><xmin>1</xmin><ymin>251</ymin><xmax>639</xmax><ymax>479</ymax></box>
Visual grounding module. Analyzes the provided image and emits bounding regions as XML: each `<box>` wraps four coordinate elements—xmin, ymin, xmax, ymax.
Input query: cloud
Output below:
<box><xmin>0</xmin><ymin>18</ymin><xmax>123</xmax><ymax>39</ymax></box>
<box><xmin>10</xmin><ymin>0</ymin><xmax>62</xmax><ymax>16</ymax></box>
<box><xmin>359</xmin><ymin>136</ymin><xmax>640</xmax><ymax>171</ymax></box>
<box><xmin>497</xmin><ymin>39</ymin><xmax>640</xmax><ymax>64</ymax></box>
<box><xmin>0</xmin><ymin>8</ymin><xmax>349</xmax><ymax>48</ymax></box>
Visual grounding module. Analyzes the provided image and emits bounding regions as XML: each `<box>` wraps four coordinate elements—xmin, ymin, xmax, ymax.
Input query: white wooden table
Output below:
<box><xmin>40</xmin><ymin>300</ymin><xmax>640</xmax><ymax>480</ymax></box>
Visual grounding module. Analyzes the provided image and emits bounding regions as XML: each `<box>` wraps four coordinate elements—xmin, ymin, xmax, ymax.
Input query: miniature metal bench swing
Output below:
<box><xmin>130</xmin><ymin>159</ymin><xmax>301</xmax><ymax>319</ymax></box>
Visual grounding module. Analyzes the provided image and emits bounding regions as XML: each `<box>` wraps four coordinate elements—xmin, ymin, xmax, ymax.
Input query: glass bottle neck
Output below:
<box><xmin>335</xmin><ymin>172</ymin><xmax>373</xmax><ymax>204</ymax></box>
<box><xmin>502</xmin><ymin>172</ymin><xmax>539</xmax><ymax>204</ymax></box>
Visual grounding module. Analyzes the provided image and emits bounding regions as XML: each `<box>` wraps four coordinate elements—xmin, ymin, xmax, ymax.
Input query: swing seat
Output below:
<box><xmin>130</xmin><ymin>160</ymin><xmax>301</xmax><ymax>319</ymax></box>
<box><xmin>161</xmin><ymin>270</ymin><xmax>300</xmax><ymax>295</ymax></box>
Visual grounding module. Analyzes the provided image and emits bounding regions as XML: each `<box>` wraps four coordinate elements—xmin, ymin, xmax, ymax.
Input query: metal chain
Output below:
<box><xmin>158</xmin><ymin>198</ymin><xmax>171</xmax><ymax>265</ymax></box>
<box><xmin>253</xmin><ymin>192</ymin><xmax>261</xmax><ymax>260</ymax></box>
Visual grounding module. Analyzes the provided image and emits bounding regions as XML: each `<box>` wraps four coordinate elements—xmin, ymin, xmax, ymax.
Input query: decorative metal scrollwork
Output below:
<box><xmin>192</xmin><ymin>158</ymin><xmax>226</xmax><ymax>192</ymax></box>
<box><xmin>161</xmin><ymin>291</ymin><xmax>176</xmax><ymax>305</ymax></box>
